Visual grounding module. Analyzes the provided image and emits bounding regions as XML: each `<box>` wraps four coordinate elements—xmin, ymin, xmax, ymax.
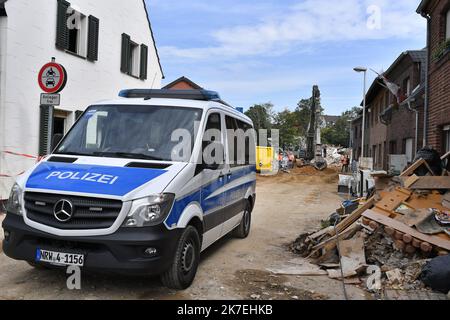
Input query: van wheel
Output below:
<box><xmin>233</xmin><ymin>200</ymin><xmax>252</xmax><ymax>239</ymax></box>
<box><xmin>161</xmin><ymin>226</ymin><xmax>200</xmax><ymax>290</ymax></box>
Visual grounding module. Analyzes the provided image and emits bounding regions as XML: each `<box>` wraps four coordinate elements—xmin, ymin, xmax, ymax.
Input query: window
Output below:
<box><xmin>121</xmin><ymin>34</ymin><xmax>148</xmax><ymax>79</ymax></box>
<box><xmin>446</xmin><ymin>9</ymin><xmax>450</xmax><ymax>40</ymax></box>
<box><xmin>404</xmin><ymin>138</ymin><xmax>414</xmax><ymax>162</ymax></box>
<box><xmin>226</xmin><ymin>116</ymin><xmax>238</xmax><ymax>167</ymax></box>
<box><xmin>56</xmin><ymin>0</ymin><xmax>99</xmax><ymax>61</ymax></box>
<box><xmin>444</xmin><ymin>125</ymin><xmax>450</xmax><ymax>154</ymax></box>
<box><xmin>128</xmin><ymin>41</ymin><xmax>140</xmax><ymax>77</ymax></box>
<box><xmin>389</xmin><ymin>140</ymin><xmax>397</xmax><ymax>155</ymax></box>
<box><xmin>403</xmin><ymin>77</ymin><xmax>411</xmax><ymax>97</ymax></box>
<box><xmin>56</xmin><ymin>106</ymin><xmax>203</xmax><ymax>162</ymax></box>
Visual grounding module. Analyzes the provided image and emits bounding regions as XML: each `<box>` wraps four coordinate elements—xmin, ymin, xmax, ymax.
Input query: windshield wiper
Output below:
<box><xmin>92</xmin><ymin>152</ymin><xmax>166</xmax><ymax>161</ymax></box>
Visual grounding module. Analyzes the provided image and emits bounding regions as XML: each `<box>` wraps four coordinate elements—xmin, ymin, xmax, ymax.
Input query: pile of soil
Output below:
<box><xmin>294</xmin><ymin>166</ymin><xmax>338</xmax><ymax>176</ymax></box>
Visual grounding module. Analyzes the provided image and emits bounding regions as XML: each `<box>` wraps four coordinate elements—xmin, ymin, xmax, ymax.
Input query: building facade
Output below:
<box><xmin>0</xmin><ymin>0</ymin><xmax>164</xmax><ymax>199</ymax></box>
<box><xmin>352</xmin><ymin>50</ymin><xmax>426</xmax><ymax>170</ymax></box>
<box><xmin>417</xmin><ymin>0</ymin><xmax>450</xmax><ymax>155</ymax></box>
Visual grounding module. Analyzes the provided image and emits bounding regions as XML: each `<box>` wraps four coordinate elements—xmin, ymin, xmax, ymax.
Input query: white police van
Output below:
<box><xmin>2</xmin><ymin>90</ymin><xmax>257</xmax><ymax>289</ymax></box>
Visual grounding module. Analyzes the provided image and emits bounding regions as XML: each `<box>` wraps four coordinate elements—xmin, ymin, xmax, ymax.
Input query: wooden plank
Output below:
<box><xmin>400</xmin><ymin>159</ymin><xmax>435</xmax><ymax>177</ymax></box>
<box><xmin>408</xmin><ymin>177</ymin><xmax>450</xmax><ymax>190</ymax></box>
<box><xmin>311</xmin><ymin>224</ymin><xmax>362</xmax><ymax>252</ymax></box>
<box><xmin>307</xmin><ymin>226</ymin><xmax>334</xmax><ymax>242</ymax></box>
<box><xmin>404</xmin><ymin>175</ymin><xmax>420</xmax><ymax>189</ymax></box>
<box><xmin>375</xmin><ymin>189</ymin><xmax>411</xmax><ymax>213</ymax></box>
<box><xmin>441</xmin><ymin>151</ymin><xmax>450</xmax><ymax>161</ymax></box>
<box><xmin>362</xmin><ymin>210</ymin><xmax>450</xmax><ymax>250</ymax></box>
<box><xmin>329</xmin><ymin>197</ymin><xmax>376</xmax><ymax>236</ymax></box>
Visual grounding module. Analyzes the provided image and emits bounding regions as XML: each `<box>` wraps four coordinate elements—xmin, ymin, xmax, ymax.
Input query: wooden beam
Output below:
<box><xmin>400</xmin><ymin>159</ymin><xmax>435</xmax><ymax>177</ymax></box>
<box><xmin>406</xmin><ymin>177</ymin><xmax>450</xmax><ymax>190</ymax></box>
<box><xmin>362</xmin><ymin>210</ymin><xmax>450</xmax><ymax>250</ymax></box>
<box><xmin>329</xmin><ymin>197</ymin><xmax>376</xmax><ymax>237</ymax></box>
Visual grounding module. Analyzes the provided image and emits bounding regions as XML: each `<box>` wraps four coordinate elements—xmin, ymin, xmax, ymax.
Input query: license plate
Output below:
<box><xmin>36</xmin><ymin>249</ymin><xmax>85</xmax><ymax>267</ymax></box>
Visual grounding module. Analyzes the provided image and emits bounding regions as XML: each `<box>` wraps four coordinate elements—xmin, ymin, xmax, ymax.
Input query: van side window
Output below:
<box><xmin>202</xmin><ymin>113</ymin><xmax>223</xmax><ymax>165</ymax></box>
<box><xmin>226</xmin><ymin>116</ymin><xmax>239</xmax><ymax>167</ymax></box>
<box><xmin>205</xmin><ymin>113</ymin><xmax>222</xmax><ymax>141</ymax></box>
<box><xmin>237</xmin><ymin>120</ymin><xmax>253</xmax><ymax>165</ymax></box>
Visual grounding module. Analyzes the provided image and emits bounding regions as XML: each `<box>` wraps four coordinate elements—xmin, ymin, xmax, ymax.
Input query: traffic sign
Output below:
<box><xmin>38</xmin><ymin>61</ymin><xmax>67</xmax><ymax>94</ymax></box>
<box><xmin>40</xmin><ymin>93</ymin><xmax>61</xmax><ymax>106</ymax></box>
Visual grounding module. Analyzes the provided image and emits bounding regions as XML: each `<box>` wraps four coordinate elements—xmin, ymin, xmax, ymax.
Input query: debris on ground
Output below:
<box><xmin>291</xmin><ymin>155</ymin><xmax>450</xmax><ymax>298</ymax></box>
<box><xmin>231</xmin><ymin>270</ymin><xmax>328</xmax><ymax>300</ymax></box>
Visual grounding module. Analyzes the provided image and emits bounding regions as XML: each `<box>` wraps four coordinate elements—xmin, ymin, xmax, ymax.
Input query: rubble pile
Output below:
<box><xmin>292</xmin><ymin>152</ymin><xmax>450</xmax><ymax>296</ymax></box>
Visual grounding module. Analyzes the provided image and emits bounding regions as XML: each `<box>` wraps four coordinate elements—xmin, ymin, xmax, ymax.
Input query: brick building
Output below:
<box><xmin>352</xmin><ymin>50</ymin><xmax>427</xmax><ymax>170</ymax></box>
<box><xmin>417</xmin><ymin>0</ymin><xmax>450</xmax><ymax>155</ymax></box>
<box><xmin>163</xmin><ymin>76</ymin><xmax>203</xmax><ymax>90</ymax></box>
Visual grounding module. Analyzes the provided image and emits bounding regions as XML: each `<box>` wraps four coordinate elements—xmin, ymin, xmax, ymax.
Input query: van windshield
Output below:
<box><xmin>55</xmin><ymin>105</ymin><xmax>203</xmax><ymax>162</ymax></box>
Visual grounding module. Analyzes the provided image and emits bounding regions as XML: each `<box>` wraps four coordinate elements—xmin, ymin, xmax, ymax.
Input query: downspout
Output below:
<box><xmin>406</xmin><ymin>100</ymin><xmax>419</xmax><ymax>158</ymax></box>
<box><xmin>422</xmin><ymin>14</ymin><xmax>431</xmax><ymax>148</ymax></box>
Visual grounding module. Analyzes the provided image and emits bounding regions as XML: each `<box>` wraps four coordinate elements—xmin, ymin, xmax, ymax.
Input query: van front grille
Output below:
<box><xmin>24</xmin><ymin>192</ymin><xmax>123</xmax><ymax>230</ymax></box>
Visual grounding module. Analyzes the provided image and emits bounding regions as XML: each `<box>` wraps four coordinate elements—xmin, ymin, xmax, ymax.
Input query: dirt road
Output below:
<box><xmin>0</xmin><ymin>168</ymin><xmax>370</xmax><ymax>300</ymax></box>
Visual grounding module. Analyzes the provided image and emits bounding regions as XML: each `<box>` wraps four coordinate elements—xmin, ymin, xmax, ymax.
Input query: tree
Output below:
<box><xmin>273</xmin><ymin>109</ymin><xmax>300</xmax><ymax>149</ymax></box>
<box><xmin>322</xmin><ymin>107</ymin><xmax>362</xmax><ymax>147</ymax></box>
<box><xmin>244</xmin><ymin>103</ymin><xmax>274</xmax><ymax>132</ymax></box>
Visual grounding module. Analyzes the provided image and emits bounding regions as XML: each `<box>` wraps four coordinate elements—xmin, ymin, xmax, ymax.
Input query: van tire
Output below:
<box><xmin>233</xmin><ymin>200</ymin><xmax>252</xmax><ymax>239</ymax></box>
<box><xmin>161</xmin><ymin>226</ymin><xmax>201</xmax><ymax>290</ymax></box>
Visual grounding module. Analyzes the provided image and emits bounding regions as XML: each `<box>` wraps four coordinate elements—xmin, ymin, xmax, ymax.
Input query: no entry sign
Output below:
<box><xmin>38</xmin><ymin>62</ymin><xmax>67</xmax><ymax>94</ymax></box>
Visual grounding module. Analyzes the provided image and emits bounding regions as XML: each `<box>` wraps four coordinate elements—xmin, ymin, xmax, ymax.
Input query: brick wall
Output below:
<box><xmin>425</xmin><ymin>0</ymin><xmax>450</xmax><ymax>154</ymax></box>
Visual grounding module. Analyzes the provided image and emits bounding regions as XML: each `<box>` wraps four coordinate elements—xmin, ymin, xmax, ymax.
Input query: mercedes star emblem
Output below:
<box><xmin>53</xmin><ymin>199</ymin><xmax>74</xmax><ymax>222</ymax></box>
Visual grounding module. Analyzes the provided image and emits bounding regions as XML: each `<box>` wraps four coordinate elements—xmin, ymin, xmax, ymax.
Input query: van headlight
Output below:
<box><xmin>123</xmin><ymin>194</ymin><xmax>175</xmax><ymax>228</ymax></box>
<box><xmin>6</xmin><ymin>184</ymin><xmax>23</xmax><ymax>216</ymax></box>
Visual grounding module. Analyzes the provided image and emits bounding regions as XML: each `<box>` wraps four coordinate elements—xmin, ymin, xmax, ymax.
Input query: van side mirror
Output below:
<box><xmin>51</xmin><ymin>133</ymin><xmax>64</xmax><ymax>151</ymax></box>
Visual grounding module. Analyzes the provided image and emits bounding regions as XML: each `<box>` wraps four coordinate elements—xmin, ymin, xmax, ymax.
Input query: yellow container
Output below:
<box><xmin>256</xmin><ymin>147</ymin><xmax>274</xmax><ymax>172</ymax></box>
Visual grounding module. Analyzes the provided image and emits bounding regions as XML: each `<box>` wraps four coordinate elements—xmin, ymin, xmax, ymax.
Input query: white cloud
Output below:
<box><xmin>160</xmin><ymin>0</ymin><xmax>425</xmax><ymax>59</ymax></box>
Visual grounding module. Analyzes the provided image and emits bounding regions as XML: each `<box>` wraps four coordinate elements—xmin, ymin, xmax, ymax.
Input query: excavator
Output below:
<box><xmin>304</xmin><ymin>85</ymin><xmax>328</xmax><ymax>171</ymax></box>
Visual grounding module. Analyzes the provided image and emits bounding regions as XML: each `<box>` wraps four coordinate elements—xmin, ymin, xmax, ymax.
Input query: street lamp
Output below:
<box><xmin>354</xmin><ymin>67</ymin><xmax>367</xmax><ymax>160</ymax></box>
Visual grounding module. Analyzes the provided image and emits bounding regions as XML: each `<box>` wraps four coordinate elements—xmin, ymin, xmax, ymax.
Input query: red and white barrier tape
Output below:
<box><xmin>1</xmin><ymin>151</ymin><xmax>43</xmax><ymax>178</ymax></box>
<box><xmin>2</xmin><ymin>150</ymin><xmax>38</xmax><ymax>159</ymax></box>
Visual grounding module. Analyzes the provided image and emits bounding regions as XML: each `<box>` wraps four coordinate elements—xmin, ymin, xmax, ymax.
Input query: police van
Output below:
<box><xmin>2</xmin><ymin>90</ymin><xmax>257</xmax><ymax>289</ymax></box>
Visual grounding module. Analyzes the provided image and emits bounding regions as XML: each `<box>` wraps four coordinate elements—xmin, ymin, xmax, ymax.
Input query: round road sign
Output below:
<box><xmin>38</xmin><ymin>62</ymin><xmax>67</xmax><ymax>94</ymax></box>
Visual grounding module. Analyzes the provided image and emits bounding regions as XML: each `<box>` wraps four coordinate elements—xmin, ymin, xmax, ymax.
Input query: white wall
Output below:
<box><xmin>0</xmin><ymin>0</ymin><xmax>163</xmax><ymax>199</ymax></box>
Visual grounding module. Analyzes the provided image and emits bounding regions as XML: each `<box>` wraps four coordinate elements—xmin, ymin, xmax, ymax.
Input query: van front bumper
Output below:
<box><xmin>2</xmin><ymin>214</ymin><xmax>182</xmax><ymax>275</ymax></box>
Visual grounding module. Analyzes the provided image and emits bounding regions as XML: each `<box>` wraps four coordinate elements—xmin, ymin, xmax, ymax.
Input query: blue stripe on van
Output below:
<box><xmin>26</xmin><ymin>163</ymin><xmax>167</xmax><ymax>197</ymax></box>
<box><xmin>165</xmin><ymin>165</ymin><xmax>256</xmax><ymax>228</ymax></box>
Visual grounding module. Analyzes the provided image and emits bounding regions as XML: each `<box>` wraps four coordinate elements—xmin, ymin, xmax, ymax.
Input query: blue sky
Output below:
<box><xmin>146</xmin><ymin>0</ymin><xmax>426</xmax><ymax>115</ymax></box>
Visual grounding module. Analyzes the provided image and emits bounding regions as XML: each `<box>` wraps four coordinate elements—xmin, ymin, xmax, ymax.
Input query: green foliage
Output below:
<box><xmin>321</xmin><ymin>107</ymin><xmax>361</xmax><ymax>147</ymax></box>
<box><xmin>244</xmin><ymin>103</ymin><xmax>274</xmax><ymax>132</ymax></box>
<box><xmin>432</xmin><ymin>39</ymin><xmax>450</xmax><ymax>61</ymax></box>
<box><xmin>244</xmin><ymin>98</ymin><xmax>360</xmax><ymax>149</ymax></box>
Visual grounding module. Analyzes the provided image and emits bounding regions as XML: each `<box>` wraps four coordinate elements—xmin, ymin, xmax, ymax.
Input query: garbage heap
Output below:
<box><xmin>292</xmin><ymin>154</ymin><xmax>450</xmax><ymax>296</ymax></box>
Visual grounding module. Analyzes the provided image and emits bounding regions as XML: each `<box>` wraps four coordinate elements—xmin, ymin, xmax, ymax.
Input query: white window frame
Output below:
<box><xmin>130</xmin><ymin>42</ymin><xmax>140</xmax><ymax>77</ymax></box>
<box><xmin>67</xmin><ymin>10</ymin><xmax>88</xmax><ymax>57</ymax></box>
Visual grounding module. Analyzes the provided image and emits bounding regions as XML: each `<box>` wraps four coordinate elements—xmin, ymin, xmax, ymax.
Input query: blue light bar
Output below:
<box><xmin>118</xmin><ymin>89</ymin><xmax>222</xmax><ymax>102</ymax></box>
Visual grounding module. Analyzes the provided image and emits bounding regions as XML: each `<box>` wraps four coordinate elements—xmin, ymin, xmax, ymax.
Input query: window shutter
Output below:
<box><xmin>56</xmin><ymin>0</ymin><xmax>71</xmax><ymax>50</ymax></box>
<box><xmin>39</xmin><ymin>106</ymin><xmax>55</xmax><ymax>156</ymax></box>
<box><xmin>140</xmin><ymin>44</ymin><xmax>148</xmax><ymax>80</ymax></box>
<box><xmin>87</xmin><ymin>16</ymin><xmax>100</xmax><ymax>61</ymax></box>
<box><xmin>75</xmin><ymin>110</ymin><xmax>83</xmax><ymax>120</ymax></box>
<box><xmin>121</xmin><ymin>33</ymin><xmax>131</xmax><ymax>74</ymax></box>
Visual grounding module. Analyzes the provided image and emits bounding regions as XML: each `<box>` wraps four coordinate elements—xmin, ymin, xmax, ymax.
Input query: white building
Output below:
<box><xmin>0</xmin><ymin>0</ymin><xmax>164</xmax><ymax>199</ymax></box>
